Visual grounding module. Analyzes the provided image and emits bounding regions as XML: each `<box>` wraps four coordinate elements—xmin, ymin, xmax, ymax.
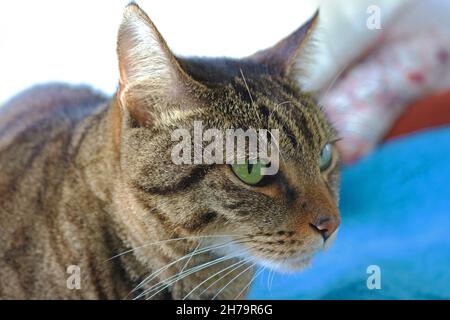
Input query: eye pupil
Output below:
<box><xmin>231</xmin><ymin>161</ymin><xmax>264</xmax><ymax>185</ymax></box>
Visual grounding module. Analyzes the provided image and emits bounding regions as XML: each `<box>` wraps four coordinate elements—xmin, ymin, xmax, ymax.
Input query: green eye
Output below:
<box><xmin>319</xmin><ymin>143</ymin><xmax>333</xmax><ymax>171</ymax></box>
<box><xmin>231</xmin><ymin>161</ymin><xmax>264</xmax><ymax>185</ymax></box>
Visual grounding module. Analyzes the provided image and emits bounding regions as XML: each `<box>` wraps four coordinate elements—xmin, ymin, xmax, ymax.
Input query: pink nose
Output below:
<box><xmin>310</xmin><ymin>215</ymin><xmax>340</xmax><ymax>241</ymax></box>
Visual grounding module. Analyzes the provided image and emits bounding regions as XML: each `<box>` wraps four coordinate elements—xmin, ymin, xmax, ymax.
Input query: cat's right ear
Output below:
<box><xmin>117</xmin><ymin>3</ymin><xmax>204</xmax><ymax>127</ymax></box>
<box><xmin>246</xmin><ymin>11</ymin><xmax>319</xmax><ymax>83</ymax></box>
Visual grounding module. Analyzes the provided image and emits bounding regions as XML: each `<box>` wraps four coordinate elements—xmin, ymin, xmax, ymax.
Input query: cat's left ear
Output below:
<box><xmin>247</xmin><ymin>11</ymin><xmax>319</xmax><ymax>79</ymax></box>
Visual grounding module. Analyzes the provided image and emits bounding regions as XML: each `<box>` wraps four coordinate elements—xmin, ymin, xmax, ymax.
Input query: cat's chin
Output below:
<box><xmin>255</xmin><ymin>254</ymin><xmax>315</xmax><ymax>273</ymax></box>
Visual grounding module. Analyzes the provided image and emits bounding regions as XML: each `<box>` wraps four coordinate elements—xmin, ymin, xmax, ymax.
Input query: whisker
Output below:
<box><xmin>239</xmin><ymin>68</ymin><xmax>263</xmax><ymax>125</ymax></box>
<box><xmin>318</xmin><ymin>61</ymin><xmax>351</xmax><ymax>106</ymax></box>
<box><xmin>212</xmin><ymin>263</ymin><xmax>255</xmax><ymax>300</ymax></box>
<box><xmin>140</xmin><ymin>249</ymin><xmax>248</xmax><ymax>300</ymax></box>
<box><xmin>130</xmin><ymin>238</ymin><xmax>248</xmax><ymax>297</ymax></box>
<box><xmin>266</xmin><ymin>267</ymin><xmax>272</xmax><ymax>290</ymax></box>
<box><xmin>234</xmin><ymin>267</ymin><xmax>264</xmax><ymax>300</ymax></box>
<box><xmin>235</xmin><ymin>251</ymin><xmax>278</xmax><ymax>300</ymax></box>
<box><xmin>105</xmin><ymin>234</ymin><xmax>242</xmax><ymax>262</ymax></box>
<box><xmin>131</xmin><ymin>234</ymin><xmax>263</xmax><ymax>299</ymax></box>
<box><xmin>191</xmin><ymin>241</ymin><xmax>270</xmax><ymax>299</ymax></box>
<box><xmin>197</xmin><ymin>259</ymin><xmax>250</xmax><ymax>298</ymax></box>
<box><xmin>268</xmin><ymin>267</ymin><xmax>276</xmax><ymax>292</ymax></box>
<box><xmin>183</xmin><ymin>259</ymin><xmax>249</xmax><ymax>300</ymax></box>
<box><xmin>179</xmin><ymin>241</ymin><xmax>201</xmax><ymax>275</ymax></box>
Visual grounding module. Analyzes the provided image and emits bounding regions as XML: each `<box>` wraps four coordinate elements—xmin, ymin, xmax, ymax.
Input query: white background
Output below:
<box><xmin>0</xmin><ymin>0</ymin><xmax>319</xmax><ymax>104</ymax></box>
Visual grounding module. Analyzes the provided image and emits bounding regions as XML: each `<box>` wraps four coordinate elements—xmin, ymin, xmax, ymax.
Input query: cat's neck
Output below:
<box><xmin>71</xmin><ymin>95</ymin><xmax>122</xmax><ymax>200</ymax></box>
<box><xmin>71</xmin><ymin>94</ymin><xmax>153</xmax><ymax>289</ymax></box>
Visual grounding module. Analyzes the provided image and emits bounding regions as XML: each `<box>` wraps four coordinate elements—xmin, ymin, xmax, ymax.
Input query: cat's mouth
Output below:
<box><xmin>240</xmin><ymin>228</ymin><xmax>339</xmax><ymax>272</ymax></box>
<box><xmin>208</xmin><ymin>223</ymin><xmax>340</xmax><ymax>273</ymax></box>
<box><xmin>216</xmin><ymin>235</ymin><xmax>331</xmax><ymax>273</ymax></box>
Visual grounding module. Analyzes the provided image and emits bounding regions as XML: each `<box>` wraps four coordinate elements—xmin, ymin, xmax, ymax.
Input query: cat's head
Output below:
<box><xmin>114</xmin><ymin>3</ymin><xmax>340</xmax><ymax>272</ymax></box>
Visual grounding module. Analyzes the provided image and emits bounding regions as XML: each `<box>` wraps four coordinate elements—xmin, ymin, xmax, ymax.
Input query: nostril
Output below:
<box><xmin>309</xmin><ymin>222</ymin><xmax>329</xmax><ymax>241</ymax></box>
<box><xmin>310</xmin><ymin>216</ymin><xmax>339</xmax><ymax>241</ymax></box>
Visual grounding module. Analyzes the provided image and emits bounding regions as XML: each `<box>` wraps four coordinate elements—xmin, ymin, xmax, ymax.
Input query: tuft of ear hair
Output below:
<box><xmin>117</xmin><ymin>2</ymin><xmax>204</xmax><ymax>127</ymax></box>
<box><xmin>247</xmin><ymin>11</ymin><xmax>319</xmax><ymax>81</ymax></box>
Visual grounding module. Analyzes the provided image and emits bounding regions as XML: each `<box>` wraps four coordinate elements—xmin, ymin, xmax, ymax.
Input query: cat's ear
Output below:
<box><xmin>247</xmin><ymin>11</ymin><xmax>319</xmax><ymax>79</ymax></box>
<box><xmin>117</xmin><ymin>3</ymin><xmax>204</xmax><ymax>126</ymax></box>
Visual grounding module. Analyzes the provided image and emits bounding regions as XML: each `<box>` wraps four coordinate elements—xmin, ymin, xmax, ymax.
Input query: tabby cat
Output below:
<box><xmin>0</xmin><ymin>3</ymin><xmax>340</xmax><ymax>299</ymax></box>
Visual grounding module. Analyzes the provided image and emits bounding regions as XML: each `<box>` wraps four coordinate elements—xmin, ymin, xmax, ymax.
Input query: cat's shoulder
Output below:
<box><xmin>1</xmin><ymin>83</ymin><xmax>107</xmax><ymax>123</ymax></box>
<box><xmin>0</xmin><ymin>83</ymin><xmax>108</xmax><ymax>147</ymax></box>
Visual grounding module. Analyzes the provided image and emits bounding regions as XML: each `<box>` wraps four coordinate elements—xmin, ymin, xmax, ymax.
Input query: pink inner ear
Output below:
<box><xmin>247</xmin><ymin>11</ymin><xmax>319</xmax><ymax>76</ymax></box>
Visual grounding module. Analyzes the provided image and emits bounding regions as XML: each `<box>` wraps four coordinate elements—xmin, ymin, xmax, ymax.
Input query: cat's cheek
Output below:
<box><xmin>121</xmin><ymin>129</ymin><xmax>209</xmax><ymax>193</ymax></box>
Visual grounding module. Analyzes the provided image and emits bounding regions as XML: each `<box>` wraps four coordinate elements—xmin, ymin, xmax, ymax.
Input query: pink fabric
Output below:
<box><xmin>321</xmin><ymin>29</ymin><xmax>450</xmax><ymax>163</ymax></box>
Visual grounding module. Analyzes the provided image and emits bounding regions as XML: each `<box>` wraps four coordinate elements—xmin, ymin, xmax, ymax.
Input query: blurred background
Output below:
<box><xmin>1</xmin><ymin>0</ymin><xmax>450</xmax><ymax>299</ymax></box>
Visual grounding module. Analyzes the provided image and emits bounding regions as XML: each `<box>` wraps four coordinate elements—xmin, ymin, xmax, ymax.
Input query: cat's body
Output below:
<box><xmin>0</xmin><ymin>84</ymin><xmax>130</xmax><ymax>298</ymax></box>
<box><xmin>0</xmin><ymin>4</ymin><xmax>340</xmax><ymax>299</ymax></box>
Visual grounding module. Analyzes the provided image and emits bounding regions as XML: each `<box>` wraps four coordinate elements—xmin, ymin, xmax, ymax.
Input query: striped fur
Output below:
<box><xmin>0</xmin><ymin>4</ymin><xmax>340</xmax><ymax>299</ymax></box>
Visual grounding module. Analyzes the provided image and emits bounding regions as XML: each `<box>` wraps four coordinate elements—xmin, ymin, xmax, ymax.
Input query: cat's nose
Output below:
<box><xmin>310</xmin><ymin>215</ymin><xmax>340</xmax><ymax>241</ymax></box>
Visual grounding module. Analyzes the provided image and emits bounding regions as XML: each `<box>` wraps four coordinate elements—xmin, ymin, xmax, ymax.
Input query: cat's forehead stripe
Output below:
<box><xmin>236</xmin><ymin>79</ymin><xmax>326</xmax><ymax>154</ymax></box>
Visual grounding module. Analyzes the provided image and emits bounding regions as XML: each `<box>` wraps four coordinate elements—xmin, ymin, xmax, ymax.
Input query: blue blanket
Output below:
<box><xmin>249</xmin><ymin>127</ymin><xmax>450</xmax><ymax>299</ymax></box>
